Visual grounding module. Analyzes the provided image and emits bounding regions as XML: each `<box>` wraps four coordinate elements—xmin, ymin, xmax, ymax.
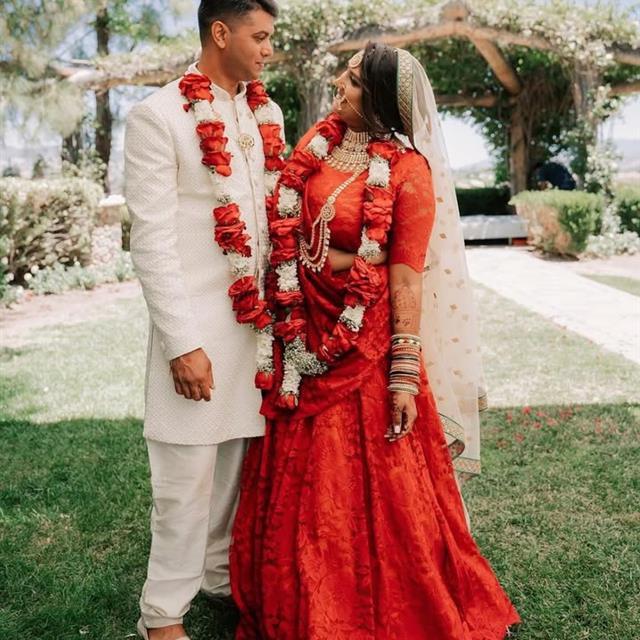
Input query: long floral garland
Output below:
<box><xmin>179</xmin><ymin>73</ymin><xmax>286</xmax><ymax>391</ymax></box>
<box><xmin>268</xmin><ymin>113</ymin><xmax>399</xmax><ymax>408</ymax></box>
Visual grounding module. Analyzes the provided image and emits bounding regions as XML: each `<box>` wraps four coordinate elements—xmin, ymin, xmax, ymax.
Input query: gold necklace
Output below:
<box><xmin>326</xmin><ymin>128</ymin><xmax>371</xmax><ymax>173</ymax></box>
<box><xmin>299</xmin><ymin>169</ymin><xmax>367</xmax><ymax>273</ymax></box>
<box><xmin>299</xmin><ymin>129</ymin><xmax>372</xmax><ymax>273</ymax></box>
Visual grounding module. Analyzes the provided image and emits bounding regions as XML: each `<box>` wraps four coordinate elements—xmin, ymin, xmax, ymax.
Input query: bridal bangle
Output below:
<box><xmin>388</xmin><ymin>334</ymin><xmax>422</xmax><ymax>396</ymax></box>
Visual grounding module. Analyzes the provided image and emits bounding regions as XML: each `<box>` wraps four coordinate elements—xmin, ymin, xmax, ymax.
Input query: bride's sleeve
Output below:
<box><xmin>388</xmin><ymin>153</ymin><xmax>436</xmax><ymax>272</ymax></box>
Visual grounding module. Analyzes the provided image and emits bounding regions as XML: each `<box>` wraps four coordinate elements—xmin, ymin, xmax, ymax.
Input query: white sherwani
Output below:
<box><xmin>125</xmin><ymin>65</ymin><xmax>284</xmax><ymax>445</ymax></box>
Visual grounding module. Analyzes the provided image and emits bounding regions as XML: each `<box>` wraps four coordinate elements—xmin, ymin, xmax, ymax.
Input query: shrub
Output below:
<box><xmin>510</xmin><ymin>190</ymin><xmax>603</xmax><ymax>255</ymax></box>
<box><xmin>0</xmin><ymin>177</ymin><xmax>103</xmax><ymax>284</ymax></box>
<box><xmin>615</xmin><ymin>186</ymin><xmax>640</xmax><ymax>236</ymax></box>
<box><xmin>455</xmin><ymin>186</ymin><xmax>512</xmax><ymax>215</ymax></box>
<box><xmin>24</xmin><ymin>251</ymin><xmax>135</xmax><ymax>296</ymax></box>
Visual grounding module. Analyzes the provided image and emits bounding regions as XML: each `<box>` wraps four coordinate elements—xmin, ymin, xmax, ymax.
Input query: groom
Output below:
<box><xmin>124</xmin><ymin>1</ymin><xmax>283</xmax><ymax>638</ymax></box>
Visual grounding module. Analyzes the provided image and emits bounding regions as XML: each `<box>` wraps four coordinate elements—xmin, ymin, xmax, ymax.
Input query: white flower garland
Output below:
<box><xmin>272</xmin><ymin>129</ymin><xmax>392</xmax><ymax>404</ymax></box>
<box><xmin>185</xmin><ymin>85</ymin><xmax>283</xmax><ymax>381</ymax></box>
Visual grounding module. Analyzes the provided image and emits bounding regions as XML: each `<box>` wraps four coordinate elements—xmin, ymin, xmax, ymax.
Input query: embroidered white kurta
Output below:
<box><xmin>125</xmin><ymin>66</ymin><xmax>284</xmax><ymax>445</ymax></box>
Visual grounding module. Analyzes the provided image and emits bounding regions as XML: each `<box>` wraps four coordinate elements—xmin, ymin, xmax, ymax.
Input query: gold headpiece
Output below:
<box><xmin>348</xmin><ymin>49</ymin><xmax>365</xmax><ymax>68</ymax></box>
<box><xmin>397</xmin><ymin>49</ymin><xmax>414</xmax><ymax>138</ymax></box>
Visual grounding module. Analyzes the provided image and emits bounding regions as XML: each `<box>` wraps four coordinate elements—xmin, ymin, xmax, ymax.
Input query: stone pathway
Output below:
<box><xmin>466</xmin><ymin>247</ymin><xmax>640</xmax><ymax>365</ymax></box>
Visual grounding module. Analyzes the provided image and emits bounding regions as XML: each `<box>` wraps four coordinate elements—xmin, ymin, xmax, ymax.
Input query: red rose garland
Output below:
<box><xmin>268</xmin><ymin>113</ymin><xmax>400</xmax><ymax>407</ymax></box>
<box><xmin>179</xmin><ymin>73</ymin><xmax>286</xmax><ymax>390</ymax></box>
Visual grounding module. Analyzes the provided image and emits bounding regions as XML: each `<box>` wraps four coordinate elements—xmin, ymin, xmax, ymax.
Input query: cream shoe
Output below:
<box><xmin>136</xmin><ymin>618</ymin><xmax>191</xmax><ymax>640</ymax></box>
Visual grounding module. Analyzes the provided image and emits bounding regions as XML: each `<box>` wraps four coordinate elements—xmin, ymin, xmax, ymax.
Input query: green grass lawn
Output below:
<box><xmin>581</xmin><ymin>273</ymin><xmax>640</xmax><ymax>298</ymax></box>
<box><xmin>1</xmin><ymin>286</ymin><xmax>639</xmax><ymax>639</ymax></box>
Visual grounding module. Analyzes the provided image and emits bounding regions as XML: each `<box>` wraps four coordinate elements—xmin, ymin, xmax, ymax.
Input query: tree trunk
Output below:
<box><xmin>95</xmin><ymin>7</ymin><xmax>112</xmax><ymax>192</ymax></box>
<box><xmin>296</xmin><ymin>73</ymin><xmax>334</xmax><ymax>139</ymax></box>
<box><xmin>508</xmin><ymin>99</ymin><xmax>529</xmax><ymax>195</ymax></box>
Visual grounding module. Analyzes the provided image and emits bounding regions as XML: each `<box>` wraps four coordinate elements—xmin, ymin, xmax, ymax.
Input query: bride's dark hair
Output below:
<box><xmin>360</xmin><ymin>42</ymin><xmax>405</xmax><ymax>136</ymax></box>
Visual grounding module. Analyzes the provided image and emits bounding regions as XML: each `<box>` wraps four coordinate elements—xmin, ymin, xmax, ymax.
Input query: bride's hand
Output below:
<box><xmin>327</xmin><ymin>247</ymin><xmax>388</xmax><ymax>272</ymax></box>
<box><xmin>385</xmin><ymin>392</ymin><xmax>417</xmax><ymax>442</ymax></box>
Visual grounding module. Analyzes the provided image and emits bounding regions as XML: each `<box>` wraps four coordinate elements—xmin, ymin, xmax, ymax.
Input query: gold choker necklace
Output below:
<box><xmin>326</xmin><ymin>128</ymin><xmax>371</xmax><ymax>173</ymax></box>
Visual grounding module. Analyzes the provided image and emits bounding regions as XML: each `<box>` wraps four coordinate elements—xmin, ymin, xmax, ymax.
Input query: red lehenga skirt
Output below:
<box><xmin>229</xmin><ymin>159</ymin><xmax>520</xmax><ymax>639</ymax></box>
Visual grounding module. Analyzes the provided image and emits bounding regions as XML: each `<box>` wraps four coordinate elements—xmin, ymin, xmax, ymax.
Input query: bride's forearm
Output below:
<box><xmin>389</xmin><ymin>264</ymin><xmax>422</xmax><ymax>334</ymax></box>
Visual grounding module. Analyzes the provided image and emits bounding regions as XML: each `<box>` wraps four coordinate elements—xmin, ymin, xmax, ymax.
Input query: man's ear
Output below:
<box><xmin>211</xmin><ymin>20</ymin><xmax>230</xmax><ymax>49</ymax></box>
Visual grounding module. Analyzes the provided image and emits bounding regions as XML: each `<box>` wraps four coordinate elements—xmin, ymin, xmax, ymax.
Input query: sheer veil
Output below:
<box><xmin>396</xmin><ymin>49</ymin><xmax>486</xmax><ymax>480</ymax></box>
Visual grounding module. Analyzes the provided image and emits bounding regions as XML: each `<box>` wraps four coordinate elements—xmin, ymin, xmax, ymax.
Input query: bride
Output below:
<box><xmin>230</xmin><ymin>42</ymin><xmax>521</xmax><ymax>639</ymax></box>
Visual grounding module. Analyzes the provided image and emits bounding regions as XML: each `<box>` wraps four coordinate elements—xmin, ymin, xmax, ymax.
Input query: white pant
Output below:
<box><xmin>139</xmin><ymin>438</ymin><xmax>248</xmax><ymax>628</ymax></box>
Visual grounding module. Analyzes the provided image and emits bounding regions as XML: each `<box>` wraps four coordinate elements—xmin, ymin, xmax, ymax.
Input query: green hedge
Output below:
<box><xmin>510</xmin><ymin>190</ymin><xmax>603</xmax><ymax>255</ymax></box>
<box><xmin>615</xmin><ymin>186</ymin><xmax>640</xmax><ymax>236</ymax></box>
<box><xmin>0</xmin><ymin>177</ymin><xmax>103</xmax><ymax>283</ymax></box>
<box><xmin>455</xmin><ymin>186</ymin><xmax>512</xmax><ymax>215</ymax></box>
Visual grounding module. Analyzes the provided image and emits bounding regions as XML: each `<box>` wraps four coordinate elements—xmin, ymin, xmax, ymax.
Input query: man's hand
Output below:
<box><xmin>385</xmin><ymin>392</ymin><xmax>417</xmax><ymax>442</ymax></box>
<box><xmin>170</xmin><ymin>348</ymin><xmax>214</xmax><ymax>402</ymax></box>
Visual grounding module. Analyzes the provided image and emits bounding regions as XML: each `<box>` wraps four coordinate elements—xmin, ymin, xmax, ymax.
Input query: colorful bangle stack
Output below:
<box><xmin>388</xmin><ymin>333</ymin><xmax>422</xmax><ymax>396</ymax></box>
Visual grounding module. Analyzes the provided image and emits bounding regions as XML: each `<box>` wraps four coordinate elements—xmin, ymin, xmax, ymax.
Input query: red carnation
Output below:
<box><xmin>179</xmin><ymin>74</ymin><xmax>213</xmax><ymax>103</ymax></box>
<box><xmin>270</xmin><ymin>245</ymin><xmax>297</xmax><ymax>264</ymax></box>
<box><xmin>367</xmin><ymin>140</ymin><xmax>397</xmax><ymax>161</ymax></box>
<box><xmin>237</xmin><ymin>300</ymin><xmax>270</xmax><ymax>327</ymax></box>
<box><xmin>270</xmin><ymin>216</ymin><xmax>300</xmax><ymax>238</ymax></box>
<box><xmin>215</xmin><ymin>222</ymin><xmax>251</xmax><ymax>256</ymax></box>
<box><xmin>292</xmin><ymin>149</ymin><xmax>321</xmax><ymax>175</ymax></box>
<box><xmin>320</xmin><ymin>322</ymin><xmax>356</xmax><ymax>363</ymax></box>
<box><xmin>274</xmin><ymin>318</ymin><xmax>306</xmax><ymax>343</ymax></box>
<box><xmin>216</xmin><ymin>165</ymin><xmax>233</xmax><ymax>177</ymax></box>
<box><xmin>278</xmin><ymin>171</ymin><xmax>305</xmax><ymax>193</ymax></box>
<box><xmin>213</xmin><ymin>203</ymin><xmax>241</xmax><ymax>226</ymax></box>
<box><xmin>362</xmin><ymin>199</ymin><xmax>393</xmax><ymax>234</ymax></box>
<box><xmin>275</xmin><ymin>290</ymin><xmax>304</xmax><ymax>308</ymax></box>
<box><xmin>202</xmin><ymin>151</ymin><xmax>232</xmax><ymax>168</ymax></box>
<box><xmin>196</xmin><ymin>121</ymin><xmax>225</xmax><ymax>139</ymax></box>
<box><xmin>265</xmin><ymin>156</ymin><xmax>286</xmax><ymax>172</ymax></box>
<box><xmin>344</xmin><ymin>257</ymin><xmax>383</xmax><ymax>307</ymax></box>
<box><xmin>246</xmin><ymin>81</ymin><xmax>269</xmax><ymax>110</ymax></box>
<box><xmin>200</xmin><ymin>136</ymin><xmax>229</xmax><ymax>154</ymax></box>
<box><xmin>276</xmin><ymin>393</ymin><xmax>298</xmax><ymax>410</ymax></box>
<box><xmin>255</xmin><ymin>370</ymin><xmax>274</xmax><ymax>390</ymax></box>
<box><xmin>316</xmin><ymin>113</ymin><xmax>347</xmax><ymax>146</ymax></box>
<box><xmin>229</xmin><ymin>276</ymin><xmax>259</xmax><ymax>299</ymax></box>
<box><xmin>259</xmin><ymin>124</ymin><xmax>285</xmax><ymax>157</ymax></box>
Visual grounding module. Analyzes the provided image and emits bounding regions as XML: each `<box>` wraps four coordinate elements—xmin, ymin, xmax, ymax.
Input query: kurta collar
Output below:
<box><xmin>186</xmin><ymin>62</ymin><xmax>247</xmax><ymax>102</ymax></box>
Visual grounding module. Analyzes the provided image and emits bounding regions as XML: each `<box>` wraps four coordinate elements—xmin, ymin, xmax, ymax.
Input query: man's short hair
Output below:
<box><xmin>198</xmin><ymin>0</ymin><xmax>279</xmax><ymax>44</ymax></box>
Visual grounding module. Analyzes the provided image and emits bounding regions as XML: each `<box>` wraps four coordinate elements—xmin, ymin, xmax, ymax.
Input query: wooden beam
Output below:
<box><xmin>468</xmin><ymin>37</ymin><xmax>522</xmax><ymax>95</ymax></box>
<box><xmin>610</xmin><ymin>80</ymin><xmax>640</xmax><ymax>96</ymax></box>
<box><xmin>436</xmin><ymin>93</ymin><xmax>501</xmax><ymax>107</ymax></box>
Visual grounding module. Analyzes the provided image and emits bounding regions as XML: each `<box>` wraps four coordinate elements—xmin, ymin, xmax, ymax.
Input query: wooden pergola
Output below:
<box><xmin>57</xmin><ymin>0</ymin><xmax>640</xmax><ymax>194</ymax></box>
